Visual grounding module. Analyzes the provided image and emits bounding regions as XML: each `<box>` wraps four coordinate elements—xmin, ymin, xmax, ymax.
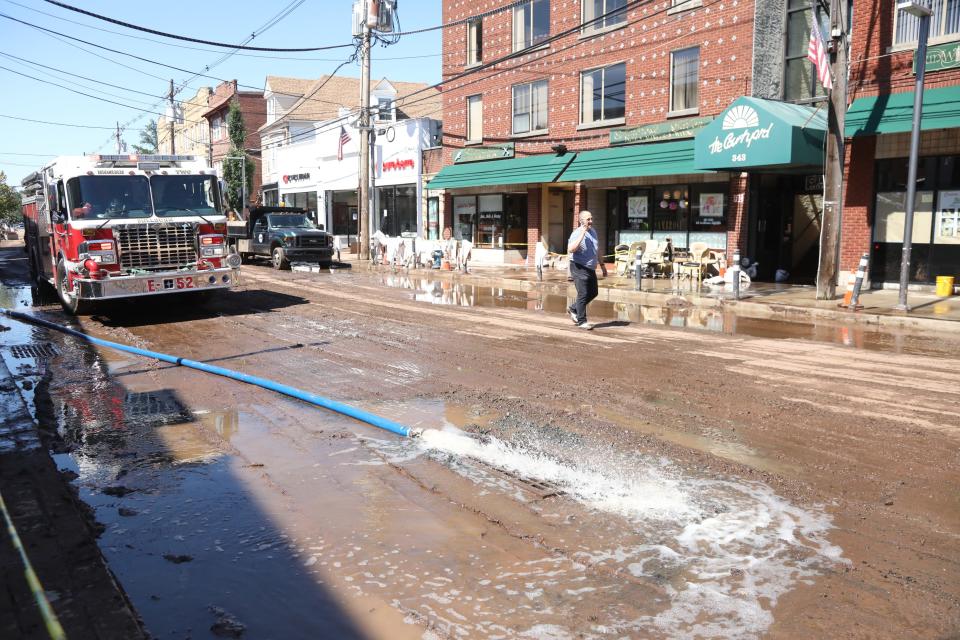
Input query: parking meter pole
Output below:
<box><xmin>635</xmin><ymin>250</ymin><xmax>643</xmax><ymax>291</ymax></box>
<box><xmin>732</xmin><ymin>250</ymin><xmax>741</xmax><ymax>300</ymax></box>
<box><xmin>849</xmin><ymin>252</ymin><xmax>869</xmax><ymax>310</ymax></box>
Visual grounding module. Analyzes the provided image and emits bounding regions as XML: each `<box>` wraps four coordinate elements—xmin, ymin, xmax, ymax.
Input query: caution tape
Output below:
<box><xmin>0</xmin><ymin>489</ymin><xmax>67</xmax><ymax>640</ymax></box>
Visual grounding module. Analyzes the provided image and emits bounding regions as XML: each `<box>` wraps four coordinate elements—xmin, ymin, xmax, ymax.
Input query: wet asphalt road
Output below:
<box><xmin>1</xmin><ymin>243</ymin><xmax>958</xmax><ymax>639</ymax></box>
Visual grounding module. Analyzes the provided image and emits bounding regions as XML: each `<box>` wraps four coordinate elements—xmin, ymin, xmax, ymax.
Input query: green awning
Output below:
<box><xmin>845</xmin><ymin>85</ymin><xmax>960</xmax><ymax>137</ymax></box>
<box><xmin>426</xmin><ymin>153</ymin><xmax>575</xmax><ymax>189</ymax></box>
<box><xmin>693</xmin><ymin>97</ymin><xmax>826</xmax><ymax>170</ymax></box>
<box><xmin>558</xmin><ymin>138</ymin><xmax>705</xmax><ymax>182</ymax></box>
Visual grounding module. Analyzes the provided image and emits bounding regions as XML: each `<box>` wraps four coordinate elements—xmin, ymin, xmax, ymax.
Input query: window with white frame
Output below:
<box><xmin>669</xmin><ymin>47</ymin><xmax>700</xmax><ymax>113</ymax></box>
<box><xmin>212</xmin><ymin>115</ymin><xmax>223</xmax><ymax>141</ymax></box>
<box><xmin>467</xmin><ymin>95</ymin><xmax>483</xmax><ymax>142</ymax></box>
<box><xmin>513</xmin><ymin>0</ymin><xmax>550</xmax><ymax>51</ymax></box>
<box><xmin>784</xmin><ymin>0</ymin><xmax>826</xmax><ymax>102</ymax></box>
<box><xmin>467</xmin><ymin>18</ymin><xmax>483</xmax><ymax>65</ymax></box>
<box><xmin>376</xmin><ymin>97</ymin><xmax>395</xmax><ymax>122</ymax></box>
<box><xmin>580</xmin><ymin>62</ymin><xmax>626</xmax><ymax>125</ymax></box>
<box><xmin>895</xmin><ymin>0</ymin><xmax>960</xmax><ymax>46</ymax></box>
<box><xmin>582</xmin><ymin>0</ymin><xmax>627</xmax><ymax>32</ymax></box>
<box><xmin>512</xmin><ymin>80</ymin><xmax>548</xmax><ymax>134</ymax></box>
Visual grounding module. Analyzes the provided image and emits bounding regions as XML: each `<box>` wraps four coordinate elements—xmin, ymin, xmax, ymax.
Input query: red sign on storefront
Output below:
<box><xmin>382</xmin><ymin>159</ymin><xmax>414</xmax><ymax>172</ymax></box>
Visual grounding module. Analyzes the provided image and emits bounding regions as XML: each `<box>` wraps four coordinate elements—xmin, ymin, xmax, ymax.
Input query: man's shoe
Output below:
<box><xmin>576</xmin><ymin>321</ymin><xmax>594</xmax><ymax>330</ymax></box>
<box><xmin>568</xmin><ymin>307</ymin><xmax>578</xmax><ymax>324</ymax></box>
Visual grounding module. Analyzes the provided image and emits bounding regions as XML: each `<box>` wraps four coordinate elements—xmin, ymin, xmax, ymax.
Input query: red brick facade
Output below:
<box><xmin>204</xmin><ymin>80</ymin><xmax>267</xmax><ymax>205</ymax></box>
<box><xmin>842</xmin><ymin>2</ymin><xmax>960</xmax><ymax>280</ymax></box>
<box><xmin>441</xmin><ymin>0</ymin><xmax>756</xmax><ymax>160</ymax></box>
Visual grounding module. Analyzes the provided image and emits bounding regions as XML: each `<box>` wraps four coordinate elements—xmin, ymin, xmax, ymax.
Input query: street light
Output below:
<box><xmin>895</xmin><ymin>0</ymin><xmax>933</xmax><ymax>311</ymax></box>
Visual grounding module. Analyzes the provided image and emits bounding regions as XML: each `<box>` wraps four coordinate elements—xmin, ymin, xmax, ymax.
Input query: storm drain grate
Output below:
<box><xmin>487</xmin><ymin>465</ymin><xmax>565</xmax><ymax>500</ymax></box>
<box><xmin>9</xmin><ymin>344</ymin><xmax>59</xmax><ymax>359</ymax></box>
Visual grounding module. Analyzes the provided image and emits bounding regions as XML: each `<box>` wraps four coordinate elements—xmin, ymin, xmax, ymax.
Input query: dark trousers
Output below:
<box><xmin>570</xmin><ymin>261</ymin><xmax>598</xmax><ymax>323</ymax></box>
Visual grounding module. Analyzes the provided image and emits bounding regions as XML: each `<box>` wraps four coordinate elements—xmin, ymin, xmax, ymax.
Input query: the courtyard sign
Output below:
<box><xmin>694</xmin><ymin>97</ymin><xmax>826</xmax><ymax>171</ymax></box>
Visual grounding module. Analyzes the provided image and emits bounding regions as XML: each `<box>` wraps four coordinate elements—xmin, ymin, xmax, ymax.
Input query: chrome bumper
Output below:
<box><xmin>75</xmin><ymin>267</ymin><xmax>240</xmax><ymax>299</ymax></box>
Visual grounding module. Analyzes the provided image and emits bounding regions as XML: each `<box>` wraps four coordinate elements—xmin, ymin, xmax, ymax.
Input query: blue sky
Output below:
<box><xmin>0</xmin><ymin>0</ymin><xmax>441</xmax><ymax>186</ymax></box>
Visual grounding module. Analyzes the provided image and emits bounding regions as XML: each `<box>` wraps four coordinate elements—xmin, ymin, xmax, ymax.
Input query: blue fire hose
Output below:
<box><xmin>1</xmin><ymin>309</ymin><xmax>417</xmax><ymax>438</ymax></box>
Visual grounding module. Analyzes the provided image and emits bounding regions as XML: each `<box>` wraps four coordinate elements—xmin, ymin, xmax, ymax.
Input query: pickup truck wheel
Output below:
<box><xmin>55</xmin><ymin>258</ymin><xmax>92</xmax><ymax>315</ymax></box>
<box><xmin>272</xmin><ymin>246</ymin><xmax>290</xmax><ymax>270</ymax></box>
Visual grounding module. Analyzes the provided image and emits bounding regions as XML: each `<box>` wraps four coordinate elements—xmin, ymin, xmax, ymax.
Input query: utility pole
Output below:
<box><xmin>358</xmin><ymin>9</ymin><xmax>372</xmax><ymax>260</ymax></box>
<box><xmin>115</xmin><ymin>122</ymin><xmax>123</xmax><ymax>154</ymax></box>
<box><xmin>168</xmin><ymin>79</ymin><xmax>177</xmax><ymax>155</ymax></box>
<box><xmin>816</xmin><ymin>0</ymin><xmax>848</xmax><ymax>300</ymax></box>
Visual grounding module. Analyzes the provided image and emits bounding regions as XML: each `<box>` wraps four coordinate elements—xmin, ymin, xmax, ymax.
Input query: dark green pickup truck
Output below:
<box><xmin>226</xmin><ymin>206</ymin><xmax>334</xmax><ymax>270</ymax></box>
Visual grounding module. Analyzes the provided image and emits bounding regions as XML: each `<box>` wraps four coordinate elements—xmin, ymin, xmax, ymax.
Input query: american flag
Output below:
<box><xmin>337</xmin><ymin>125</ymin><xmax>351</xmax><ymax>161</ymax></box>
<box><xmin>807</xmin><ymin>19</ymin><xmax>833</xmax><ymax>90</ymax></box>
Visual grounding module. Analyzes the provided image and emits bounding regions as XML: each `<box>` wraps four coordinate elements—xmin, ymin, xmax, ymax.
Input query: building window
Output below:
<box><xmin>451</xmin><ymin>194</ymin><xmax>528</xmax><ymax>248</ymax></box>
<box><xmin>376</xmin><ymin>184</ymin><xmax>417</xmax><ymax>236</ymax></box>
<box><xmin>376</xmin><ymin>97</ymin><xmax>395</xmax><ymax>122</ymax></box>
<box><xmin>512</xmin><ymin>80</ymin><xmax>548</xmax><ymax>135</ymax></box>
<box><xmin>467</xmin><ymin>95</ymin><xmax>483</xmax><ymax>143</ymax></box>
<box><xmin>894</xmin><ymin>0</ymin><xmax>960</xmax><ymax>46</ymax></box>
<box><xmin>580</xmin><ymin>62</ymin><xmax>625</xmax><ymax>125</ymax></box>
<box><xmin>212</xmin><ymin>116</ymin><xmax>223</xmax><ymax>141</ymax></box>
<box><xmin>582</xmin><ymin>0</ymin><xmax>627</xmax><ymax>32</ymax></box>
<box><xmin>513</xmin><ymin>0</ymin><xmax>550</xmax><ymax>51</ymax></box>
<box><xmin>784</xmin><ymin>0</ymin><xmax>826</xmax><ymax>102</ymax></box>
<box><xmin>467</xmin><ymin>18</ymin><xmax>483</xmax><ymax>65</ymax></box>
<box><xmin>669</xmin><ymin>47</ymin><xmax>699</xmax><ymax>113</ymax></box>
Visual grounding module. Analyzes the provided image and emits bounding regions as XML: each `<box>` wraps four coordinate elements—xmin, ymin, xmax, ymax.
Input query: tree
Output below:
<box><xmin>132</xmin><ymin>119</ymin><xmax>158</xmax><ymax>155</ymax></box>
<box><xmin>0</xmin><ymin>172</ymin><xmax>22</xmax><ymax>227</ymax></box>
<box><xmin>221</xmin><ymin>101</ymin><xmax>253</xmax><ymax>211</ymax></box>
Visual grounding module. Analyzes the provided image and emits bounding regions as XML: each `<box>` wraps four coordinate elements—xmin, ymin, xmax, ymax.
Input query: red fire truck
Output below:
<box><xmin>21</xmin><ymin>154</ymin><xmax>241</xmax><ymax>314</ymax></box>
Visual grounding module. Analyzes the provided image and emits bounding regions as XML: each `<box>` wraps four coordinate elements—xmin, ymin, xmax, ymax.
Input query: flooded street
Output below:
<box><xmin>2</xmin><ymin>245</ymin><xmax>958</xmax><ymax>639</ymax></box>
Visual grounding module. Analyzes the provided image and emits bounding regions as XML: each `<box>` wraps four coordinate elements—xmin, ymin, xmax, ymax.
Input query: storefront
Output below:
<box><xmin>559</xmin><ymin>137</ymin><xmax>728</xmax><ymax>259</ymax></box>
<box><xmin>694</xmin><ymin>96</ymin><xmax>827</xmax><ymax>282</ymax></box>
<box><xmin>845</xmin><ymin>85</ymin><xmax>960</xmax><ymax>285</ymax></box>
<box><xmin>427</xmin><ymin>147</ymin><xmax>575</xmax><ymax>263</ymax></box>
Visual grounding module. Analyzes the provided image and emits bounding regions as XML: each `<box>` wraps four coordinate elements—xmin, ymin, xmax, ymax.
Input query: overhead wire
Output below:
<box><xmin>41</xmin><ymin>0</ymin><xmax>357</xmax><ymax>52</ymax></box>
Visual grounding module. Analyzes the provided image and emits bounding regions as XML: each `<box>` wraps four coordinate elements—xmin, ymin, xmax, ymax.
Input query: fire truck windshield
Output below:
<box><xmin>151</xmin><ymin>175</ymin><xmax>221</xmax><ymax>218</ymax></box>
<box><xmin>67</xmin><ymin>176</ymin><xmax>152</xmax><ymax>220</ymax></box>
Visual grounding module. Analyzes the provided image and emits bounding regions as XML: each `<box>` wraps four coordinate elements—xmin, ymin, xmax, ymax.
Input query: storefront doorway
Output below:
<box><xmin>749</xmin><ymin>174</ymin><xmax>822</xmax><ymax>283</ymax></box>
<box><xmin>331</xmin><ymin>190</ymin><xmax>358</xmax><ymax>237</ymax></box>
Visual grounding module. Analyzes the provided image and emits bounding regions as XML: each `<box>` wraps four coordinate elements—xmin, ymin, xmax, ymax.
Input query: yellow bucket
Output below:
<box><xmin>936</xmin><ymin>275</ymin><xmax>955</xmax><ymax>297</ymax></box>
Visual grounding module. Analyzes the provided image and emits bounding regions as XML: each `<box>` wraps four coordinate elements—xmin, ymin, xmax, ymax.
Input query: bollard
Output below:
<box><xmin>848</xmin><ymin>252</ymin><xmax>869</xmax><ymax>310</ymax></box>
<box><xmin>635</xmin><ymin>249</ymin><xmax>643</xmax><ymax>291</ymax></box>
<box><xmin>731</xmin><ymin>250</ymin><xmax>741</xmax><ymax>300</ymax></box>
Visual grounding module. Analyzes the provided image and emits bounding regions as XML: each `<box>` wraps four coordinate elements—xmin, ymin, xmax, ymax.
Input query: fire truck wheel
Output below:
<box><xmin>55</xmin><ymin>258</ymin><xmax>91</xmax><ymax>315</ymax></box>
<box><xmin>272</xmin><ymin>247</ymin><xmax>290</xmax><ymax>270</ymax></box>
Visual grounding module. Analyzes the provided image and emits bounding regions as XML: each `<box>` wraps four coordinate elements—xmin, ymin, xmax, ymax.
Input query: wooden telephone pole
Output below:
<box><xmin>816</xmin><ymin>0</ymin><xmax>848</xmax><ymax>299</ymax></box>
<box><xmin>168</xmin><ymin>79</ymin><xmax>177</xmax><ymax>155</ymax></box>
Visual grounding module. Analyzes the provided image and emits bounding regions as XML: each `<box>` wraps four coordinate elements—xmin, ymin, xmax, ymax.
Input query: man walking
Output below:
<box><xmin>566</xmin><ymin>210</ymin><xmax>606</xmax><ymax>328</ymax></box>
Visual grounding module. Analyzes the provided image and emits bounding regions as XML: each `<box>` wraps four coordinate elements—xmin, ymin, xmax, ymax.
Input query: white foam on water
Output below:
<box><xmin>411</xmin><ymin>427</ymin><xmax>846</xmax><ymax>639</ymax></box>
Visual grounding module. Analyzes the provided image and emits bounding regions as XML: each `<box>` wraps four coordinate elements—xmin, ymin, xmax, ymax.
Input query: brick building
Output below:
<box><xmin>158</xmin><ymin>86</ymin><xmax>212</xmax><ymax>158</ymax></box>
<box><xmin>202</xmin><ymin>80</ymin><xmax>267</xmax><ymax>207</ymax></box>
<box><xmin>430</xmin><ymin>0</ymin><xmax>842</xmax><ymax>281</ymax></box>
<box><xmin>842</xmin><ymin>1</ymin><xmax>960</xmax><ymax>287</ymax></box>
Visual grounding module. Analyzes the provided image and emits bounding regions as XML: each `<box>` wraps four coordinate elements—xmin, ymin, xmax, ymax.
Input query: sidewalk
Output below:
<box><xmin>337</xmin><ymin>251</ymin><xmax>960</xmax><ymax>333</ymax></box>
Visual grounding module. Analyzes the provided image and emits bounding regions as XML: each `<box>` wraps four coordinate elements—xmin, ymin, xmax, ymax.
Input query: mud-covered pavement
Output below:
<box><xmin>1</xmin><ymin>242</ymin><xmax>958</xmax><ymax>639</ymax></box>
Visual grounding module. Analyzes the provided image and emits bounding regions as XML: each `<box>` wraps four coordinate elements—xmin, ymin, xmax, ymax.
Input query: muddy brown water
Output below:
<box><xmin>2</xmin><ymin>250</ymin><xmax>958</xmax><ymax>639</ymax></box>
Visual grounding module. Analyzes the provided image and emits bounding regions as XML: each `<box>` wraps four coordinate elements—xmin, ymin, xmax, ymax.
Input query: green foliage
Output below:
<box><xmin>222</xmin><ymin>101</ymin><xmax>252</xmax><ymax>210</ymax></box>
<box><xmin>132</xmin><ymin>119</ymin><xmax>158</xmax><ymax>155</ymax></box>
<box><xmin>0</xmin><ymin>172</ymin><xmax>22</xmax><ymax>225</ymax></box>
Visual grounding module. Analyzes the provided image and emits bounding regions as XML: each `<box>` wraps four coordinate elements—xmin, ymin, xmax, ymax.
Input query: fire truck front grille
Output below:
<box><xmin>114</xmin><ymin>224</ymin><xmax>197</xmax><ymax>270</ymax></box>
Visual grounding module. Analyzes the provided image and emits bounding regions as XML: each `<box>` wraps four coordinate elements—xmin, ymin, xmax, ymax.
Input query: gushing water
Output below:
<box><xmin>367</xmin><ymin>426</ymin><xmax>847</xmax><ymax>638</ymax></box>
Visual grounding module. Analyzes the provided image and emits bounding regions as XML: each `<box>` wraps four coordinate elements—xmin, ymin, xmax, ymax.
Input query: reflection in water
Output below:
<box><xmin>376</xmin><ymin>276</ymin><xmax>959</xmax><ymax>355</ymax></box>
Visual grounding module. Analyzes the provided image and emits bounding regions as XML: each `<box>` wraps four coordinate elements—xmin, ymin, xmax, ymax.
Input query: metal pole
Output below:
<box><xmin>168</xmin><ymin>79</ymin><xmax>176</xmax><ymax>155</ymax></box>
<box><xmin>848</xmin><ymin>252</ymin><xmax>869</xmax><ymax>310</ymax></box>
<box><xmin>634</xmin><ymin>248</ymin><xmax>643</xmax><ymax>291</ymax></box>
<box><xmin>358</xmin><ymin>11</ymin><xmax>372</xmax><ymax>260</ymax></box>
<box><xmin>731</xmin><ymin>249</ymin><xmax>741</xmax><ymax>300</ymax></box>
<box><xmin>241</xmin><ymin>154</ymin><xmax>246</xmax><ymax>211</ymax></box>
<box><xmin>896</xmin><ymin>9</ymin><xmax>931</xmax><ymax>311</ymax></box>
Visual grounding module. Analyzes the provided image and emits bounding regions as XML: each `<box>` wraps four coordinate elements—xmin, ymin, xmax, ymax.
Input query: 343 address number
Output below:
<box><xmin>731</xmin><ymin>153</ymin><xmax>747</xmax><ymax>162</ymax></box>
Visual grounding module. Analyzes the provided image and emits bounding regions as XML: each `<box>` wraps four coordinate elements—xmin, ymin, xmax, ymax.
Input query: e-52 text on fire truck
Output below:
<box><xmin>20</xmin><ymin>154</ymin><xmax>241</xmax><ymax>314</ymax></box>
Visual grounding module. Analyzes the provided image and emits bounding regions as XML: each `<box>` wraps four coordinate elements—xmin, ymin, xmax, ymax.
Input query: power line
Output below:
<box><xmin>3</xmin><ymin>0</ymin><xmax>439</xmax><ymax>62</ymax></box>
<box><xmin>41</xmin><ymin>0</ymin><xmax>356</xmax><ymax>52</ymax></box>
<box><xmin>0</xmin><ymin>113</ymin><xmax>116</xmax><ymax>129</ymax></box>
